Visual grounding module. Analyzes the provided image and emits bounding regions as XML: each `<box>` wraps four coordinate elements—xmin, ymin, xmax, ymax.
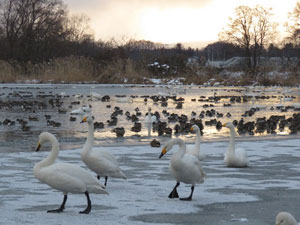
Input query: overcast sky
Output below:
<box><xmin>63</xmin><ymin>0</ymin><xmax>298</xmax><ymax>45</ymax></box>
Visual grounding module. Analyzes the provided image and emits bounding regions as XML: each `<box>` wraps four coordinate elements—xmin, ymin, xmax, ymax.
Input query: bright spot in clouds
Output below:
<box><xmin>64</xmin><ymin>0</ymin><xmax>299</xmax><ymax>45</ymax></box>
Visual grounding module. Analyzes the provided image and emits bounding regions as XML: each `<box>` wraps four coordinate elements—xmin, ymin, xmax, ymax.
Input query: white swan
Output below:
<box><xmin>145</xmin><ymin>107</ymin><xmax>157</xmax><ymax>136</ymax></box>
<box><xmin>81</xmin><ymin>115</ymin><xmax>127</xmax><ymax>186</ymax></box>
<box><xmin>275</xmin><ymin>212</ymin><xmax>298</xmax><ymax>225</ymax></box>
<box><xmin>71</xmin><ymin>105</ymin><xmax>91</xmax><ymax>115</ymax></box>
<box><xmin>90</xmin><ymin>92</ymin><xmax>102</xmax><ymax>101</ymax></box>
<box><xmin>187</xmin><ymin>125</ymin><xmax>205</xmax><ymax>161</ymax></box>
<box><xmin>250</xmin><ymin>96</ymin><xmax>266</xmax><ymax>109</ymax></box>
<box><xmin>159</xmin><ymin>138</ymin><xmax>205</xmax><ymax>201</ymax></box>
<box><xmin>223</xmin><ymin>122</ymin><xmax>248</xmax><ymax>167</ymax></box>
<box><xmin>34</xmin><ymin>132</ymin><xmax>108</xmax><ymax>214</ymax></box>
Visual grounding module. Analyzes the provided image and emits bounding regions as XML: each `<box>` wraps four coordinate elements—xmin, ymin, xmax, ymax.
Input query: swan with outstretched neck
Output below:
<box><xmin>34</xmin><ymin>132</ymin><xmax>108</xmax><ymax>214</ymax></box>
<box><xmin>159</xmin><ymin>138</ymin><xmax>205</xmax><ymax>201</ymax></box>
<box><xmin>187</xmin><ymin>124</ymin><xmax>205</xmax><ymax>161</ymax></box>
<box><xmin>81</xmin><ymin>115</ymin><xmax>127</xmax><ymax>186</ymax></box>
<box><xmin>223</xmin><ymin>122</ymin><xmax>248</xmax><ymax>167</ymax></box>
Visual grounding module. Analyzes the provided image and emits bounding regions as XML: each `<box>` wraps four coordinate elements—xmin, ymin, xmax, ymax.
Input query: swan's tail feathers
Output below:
<box><xmin>119</xmin><ymin>171</ymin><xmax>127</xmax><ymax>179</ymax></box>
<box><xmin>91</xmin><ymin>185</ymin><xmax>109</xmax><ymax>195</ymax></box>
<box><xmin>200</xmin><ymin>168</ymin><xmax>207</xmax><ymax>178</ymax></box>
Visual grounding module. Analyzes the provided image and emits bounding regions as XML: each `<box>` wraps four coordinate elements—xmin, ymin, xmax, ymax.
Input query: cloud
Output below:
<box><xmin>63</xmin><ymin>0</ymin><xmax>213</xmax><ymax>40</ymax></box>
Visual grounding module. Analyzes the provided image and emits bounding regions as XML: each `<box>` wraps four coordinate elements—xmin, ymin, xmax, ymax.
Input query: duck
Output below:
<box><xmin>144</xmin><ymin>107</ymin><xmax>157</xmax><ymax>136</ymax></box>
<box><xmin>159</xmin><ymin>138</ymin><xmax>205</xmax><ymax>201</ymax></box>
<box><xmin>275</xmin><ymin>212</ymin><xmax>298</xmax><ymax>225</ymax></box>
<box><xmin>81</xmin><ymin>115</ymin><xmax>127</xmax><ymax>186</ymax></box>
<box><xmin>222</xmin><ymin>122</ymin><xmax>248</xmax><ymax>167</ymax></box>
<box><xmin>187</xmin><ymin>125</ymin><xmax>205</xmax><ymax>161</ymax></box>
<box><xmin>33</xmin><ymin>132</ymin><xmax>108</xmax><ymax>214</ymax></box>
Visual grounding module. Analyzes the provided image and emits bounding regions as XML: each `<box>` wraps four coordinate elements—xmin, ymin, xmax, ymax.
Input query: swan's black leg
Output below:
<box><xmin>168</xmin><ymin>182</ymin><xmax>180</xmax><ymax>199</ymax></box>
<box><xmin>97</xmin><ymin>175</ymin><xmax>100</xmax><ymax>180</ymax></box>
<box><xmin>104</xmin><ymin>176</ymin><xmax>108</xmax><ymax>186</ymax></box>
<box><xmin>180</xmin><ymin>186</ymin><xmax>194</xmax><ymax>201</ymax></box>
<box><xmin>47</xmin><ymin>195</ymin><xmax>67</xmax><ymax>213</ymax></box>
<box><xmin>79</xmin><ymin>191</ymin><xmax>91</xmax><ymax>214</ymax></box>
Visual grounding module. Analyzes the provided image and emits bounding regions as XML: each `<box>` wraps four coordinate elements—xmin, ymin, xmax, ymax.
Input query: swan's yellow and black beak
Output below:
<box><xmin>159</xmin><ymin>147</ymin><xmax>167</xmax><ymax>158</ymax></box>
<box><xmin>36</xmin><ymin>142</ymin><xmax>41</xmax><ymax>152</ymax></box>
<box><xmin>81</xmin><ymin>117</ymin><xmax>87</xmax><ymax>123</ymax></box>
<box><xmin>190</xmin><ymin>127</ymin><xmax>194</xmax><ymax>132</ymax></box>
<box><xmin>222</xmin><ymin>123</ymin><xmax>227</xmax><ymax>127</ymax></box>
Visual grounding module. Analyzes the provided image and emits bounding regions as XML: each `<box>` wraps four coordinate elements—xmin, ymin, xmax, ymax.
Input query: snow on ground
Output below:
<box><xmin>1</xmin><ymin>138</ymin><xmax>300</xmax><ymax>224</ymax></box>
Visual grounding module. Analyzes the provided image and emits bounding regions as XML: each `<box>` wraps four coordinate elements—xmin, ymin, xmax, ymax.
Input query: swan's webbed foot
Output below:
<box><xmin>47</xmin><ymin>195</ymin><xmax>67</xmax><ymax>213</ymax></box>
<box><xmin>79</xmin><ymin>191</ymin><xmax>91</xmax><ymax>214</ymax></box>
<box><xmin>47</xmin><ymin>208</ymin><xmax>64</xmax><ymax>213</ymax></box>
<box><xmin>79</xmin><ymin>205</ymin><xmax>91</xmax><ymax>214</ymax></box>
<box><xmin>180</xmin><ymin>196</ymin><xmax>192</xmax><ymax>201</ymax></box>
<box><xmin>168</xmin><ymin>182</ymin><xmax>180</xmax><ymax>199</ymax></box>
<box><xmin>180</xmin><ymin>186</ymin><xmax>194</xmax><ymax>201</ymax></box>
<box><xmin>168</xmin><ymin>189</ymin><xmax>179</xmax><ymax>198</ymax></box>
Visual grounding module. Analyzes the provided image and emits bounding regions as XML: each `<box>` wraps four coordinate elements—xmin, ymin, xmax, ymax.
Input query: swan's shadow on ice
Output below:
<box><xmin>17</xmin><ymin>204</ymin><xmax>116</xmax><ymax>212</ymax></box>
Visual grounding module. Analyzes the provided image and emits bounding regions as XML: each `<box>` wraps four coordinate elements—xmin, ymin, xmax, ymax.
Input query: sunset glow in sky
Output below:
<box><xmin>64</xmin><ymin>0</ymin><xmax>299</xmax><ymax>45</ymax></box>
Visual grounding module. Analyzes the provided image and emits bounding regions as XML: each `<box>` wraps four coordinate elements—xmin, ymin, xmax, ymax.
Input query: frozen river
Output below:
<box><xmin>1</xmin><ymin>139</ymin><xmax>300</xmax><ymax>224</ymax></box>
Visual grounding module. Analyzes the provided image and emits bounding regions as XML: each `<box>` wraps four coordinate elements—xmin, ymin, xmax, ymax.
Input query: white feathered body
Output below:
<box><xmin>170</xmin><ymin>152</ymin><xmax>204</xmax><ymax>185</ymax></box>
<box><xmin>163</xmin><ymin>138</ymin><xmax>205</xmax><ymax>186</ymax></box>
<box><xmin>34</xmin><ymin>162</ymin><xmax>107</xmax><ymax>194</ymax></box>
<box><xmin>145</xmin><ymin>115</ymin><xmax>157</xmax><ymax>124</ymax></box>
<box><xmin>33</xmin><ymin>132</ymin><xmax>108</xmax><ymax>196</ymax></box>
<box><xmin>224</xmin><ymin>147</ymin><xmax>248</xmax><ymax>167</ymax></box>
<box><xmin>275</xmin><ymin>212</ymin><xmax>298</xmax><ymax>225</ymax></box>
<box><xmin>81</xmin><ymin>149</ymin><xmax>126</xmax><ymax>179</ymax></box>
<box><xmin>224</xmin><ymin>124</ymin><xmax>248</xmax><ymax>168</ymax></box>
<box><xmin>81</xmin><ymin>117</ymin><xmax>127</xmax><ymax>180</ymax></box>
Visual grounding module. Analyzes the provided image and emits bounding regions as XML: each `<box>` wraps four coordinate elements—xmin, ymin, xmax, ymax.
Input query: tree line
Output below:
<box><xmin>0</xmin><ymin>0</ymin><xmax>300</xmax><ymax>81</ymax></box>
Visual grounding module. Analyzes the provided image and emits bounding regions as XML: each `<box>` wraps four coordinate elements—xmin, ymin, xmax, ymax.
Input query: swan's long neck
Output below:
<box><xmin>228</xmin><ymin>127</ymin><xmax>235</xmax><ymax>152</ymax></box>
<box><xmin>194</xmin><ymin>129</ymin><xmax>201</xmax><ymax>152</ymax></box>
<box><xmin>35</xmin><ymin>136</ymin><xmax>59</xmax><ymax>170</ymax></box>
<box><xmin>82</xmin><ymin>120</ymin><xmax>94</xmax><ymax>156</ymax></box>
<box><xmin>172</xmin><ymin>138</ymin><xmax>186</xmax><ymax>159</ymax></box>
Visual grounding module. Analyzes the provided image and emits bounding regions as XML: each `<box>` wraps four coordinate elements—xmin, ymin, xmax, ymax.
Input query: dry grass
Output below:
<box><xmin>40</xmin><ymin>56</ymin><xmax>97</xmax><ymax>82</ymax></box>
<box><xmin>0</xmin><ymin>56</ymin><xmax>98</xmax><ymax>83</ymax></box>
<box><xmin>97</xmin><ymin>58</ymin><xmax>150</xmax><ymax>84</ymax></box>
<box><xmin>0</xmin><ymin>60</ymin><xmax>19</xmax><ymax>82</ymax></box>
<box><xmin>1</xmin><ymin>57</ymin><xmax>300</xmax><ymax>86</ymax></box>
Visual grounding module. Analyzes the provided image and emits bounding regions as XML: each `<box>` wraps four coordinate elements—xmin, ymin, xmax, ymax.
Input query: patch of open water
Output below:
<box><xmin>0</xmin><ymin>84</ymin><xmax>300</xmax><ymax>153</ymax></box>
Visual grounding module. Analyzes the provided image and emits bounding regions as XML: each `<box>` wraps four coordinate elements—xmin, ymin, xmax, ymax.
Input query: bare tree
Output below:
<box><xmin>0</xmin><ymin>0</ymin><xmax>68</xmax><ymax>61</ymax></box>
<box><xmin>64</xmin><ymin>13</ymin><xmax>94</xmax><ymax>42</ymax></box>
<box><xmin>219</xmin><ymin>6</ymin><xmax>252</xmax><ymax>68</ymax></box>
<box><xmin>252</xmin><ymin>5</ymin><xmax>277</xmax><ymax>68</ymax></box>
<box><xmin>219</xmin><ymin>5</ymin><xmax>277</xmax><ymax>73</ymax></box>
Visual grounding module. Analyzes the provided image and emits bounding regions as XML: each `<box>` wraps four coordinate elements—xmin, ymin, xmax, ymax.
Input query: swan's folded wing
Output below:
<box><xmin>89</xmin><ymin>151</ymin><xmax>121</xmax><ymax>174</ymax></box>
<box><xmin>40</xmin><ymin>165</ymin><xmax>86</xmax><ymax>193</ymax></box>
<box><xmin>235</xmin><ymin>148</ymin><xmax>249</xmax><ymax>165</ymax></box>
<box><xmin>100</xmin><ymin>151</ymin><xmax>118</xmax><ymax>164</ymax></box>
